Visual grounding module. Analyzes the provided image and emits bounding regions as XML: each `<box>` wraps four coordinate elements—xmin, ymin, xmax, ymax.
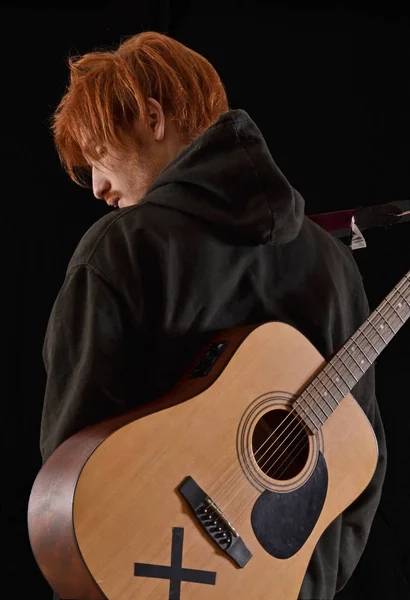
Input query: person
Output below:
<box><xmin>39</xmin><ymin>30</ymin><xmax>386</xmax><ymax>600</ymax></box>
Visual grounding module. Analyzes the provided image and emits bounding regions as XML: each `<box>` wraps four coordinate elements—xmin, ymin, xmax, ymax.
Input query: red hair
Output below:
<box><xmin>51</xmin><ymin>31</ymin><xmax>229</xmax><ymax>186</ymax></box>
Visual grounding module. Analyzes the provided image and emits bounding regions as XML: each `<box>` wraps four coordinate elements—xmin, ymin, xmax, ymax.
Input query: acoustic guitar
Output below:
<box><xmin>28</xmin><ymin>271</ymin><xmax>409</xmax><ymax>600</ymax></box>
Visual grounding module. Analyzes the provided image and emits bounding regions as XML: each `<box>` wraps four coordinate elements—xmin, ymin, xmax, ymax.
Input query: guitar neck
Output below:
<box><xmin>294</xmin><ymin>271</ymin><xmax>410</xmax><ymax>432</ymax></box>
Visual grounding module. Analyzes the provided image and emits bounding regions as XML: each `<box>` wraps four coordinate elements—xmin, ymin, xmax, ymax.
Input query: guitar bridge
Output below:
<box><xmin>178</xmin><ymin>476</ymin><xmax>252</xmax><ymax>568</ymax></box>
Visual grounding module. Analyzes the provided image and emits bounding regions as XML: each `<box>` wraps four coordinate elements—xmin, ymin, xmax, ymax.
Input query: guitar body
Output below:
<box><xmin>28</xmin><ymin>321</ymin><xmax>378</xmax><ymax>600</ymax></box>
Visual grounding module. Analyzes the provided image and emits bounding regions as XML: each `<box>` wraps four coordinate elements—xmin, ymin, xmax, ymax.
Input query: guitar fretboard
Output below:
<box><xmin>294</xmin><ymin>272</ymin><xmax>410</xmax><ymax>432</ymax></box>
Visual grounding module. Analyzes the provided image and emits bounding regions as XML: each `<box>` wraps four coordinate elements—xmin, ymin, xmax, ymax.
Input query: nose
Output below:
<box><xmin>92</xmin><ymin>165</ymin><xmax>111</xmax><ymax>200</ymax></box>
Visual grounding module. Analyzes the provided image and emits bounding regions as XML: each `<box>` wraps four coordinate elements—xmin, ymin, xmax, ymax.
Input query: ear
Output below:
<box><xmin>146</xmin><ymin>97</ymin><xmax>166</xmax><ymax>141</ymax></box>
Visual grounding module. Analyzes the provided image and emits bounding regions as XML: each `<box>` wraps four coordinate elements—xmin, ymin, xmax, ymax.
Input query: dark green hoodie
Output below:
<box><xmin>40</xmin><ymin>109</ymin><xmax>386</xmax><ymax>600</ymax></box>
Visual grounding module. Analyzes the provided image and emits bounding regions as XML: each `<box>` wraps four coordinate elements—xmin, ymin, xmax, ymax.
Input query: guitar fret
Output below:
<box><xmin>358</xmin><ymin>326</ymin><xmax>379</xmax><ymax>355</ymax></box>
<box><xmin>296</xmin><ymin>394</ymin><xmax>322</xmax><ymax>430</ymax></box>
<box><xmin>322</xmin><ymin>365</ymin><xmax>345</xmax><ymax>396</ymax></box>
<box><xmin>394</xmin><ymin>284</ymin><xmax>410</xmax><ymax>308</ymax></box>
<box><xmin>308</xmin><ymin>381</ymin><xmax>333</xmax><ymax>416</ymax></box>
<box><xmin>303</xmin><ymin>391</ymin><xmax>326</xmax><ymax>422</ymax></box>
<box><xmin>386</xmin><ymin>296</ymin><xmax>405</xmax><ymax>323</ymax></box>
<box><xmin>333</xmin><ymin>354</ymin><xmax>358</xmax><ymax>390</ymax></box>
<box><xmin>344</xmin><ymin>343</ymin><xmax>366</xmax><ymax>373</ymax></box>
<box><xmin>350</xmin><ymin>335</ymin><xmax>372</xmax><ymax>370</ymax></box>
<box><xmin>310</xmin><ymin>379</ymin><xmax>337</xmax><ymax>412</ymax></box>
<box><xmin>326</xmin><ymin>363</ymin><xmax>350</xmax><ymax>396</ymax></box>
<box><xmin>335</xmin><ymin>352</ymin><xmax>359</xmax><ymax>382</ymax></box>
<box><xmin>368</xmin><ymin>317</ymin><xmax>388</xmax><ymax>346</ymax></box>
<box><xmin>374</xmin><ymin>307</ymin><xmax>396</xmax><ymax>335</ymax></box>
<box><xmin>316</xmin><ymin>372</ymin><xmax>341</xmax><ymax>406</ymax></box>
<box><xmin>355</xmin><ymin>330</ymin><xmax>378</xmax><ymax>363</ymax></box>
<box><xmin>378</xmin><ymin>299</ymin><xmax>404</xmax><ymax>334</ymax></box>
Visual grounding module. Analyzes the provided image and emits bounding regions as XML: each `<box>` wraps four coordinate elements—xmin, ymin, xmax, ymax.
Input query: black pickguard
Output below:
<box><xmin>250</xmin><ymin>452</ymin><xmax>328</xmax><ymax>559</ymax></box>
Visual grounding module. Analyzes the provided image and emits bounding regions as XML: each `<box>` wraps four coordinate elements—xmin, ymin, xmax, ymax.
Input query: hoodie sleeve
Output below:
<box><xmin>299</xmin><ymin>249</ymin><xmax>387</xmax><ymax>600</ymax></box>
<box><xmin>40</xmin><ymin>263</ymin><xmax>137</xmax><ymax>462</ymax></box>
<box><xmin>335</xmin><ymin>377</ymin><xmax>387</xmax><ymax>594</ymax></box>
<box><xmin>334</xmin><ymin>280</ymin><xmax>388</xmax><ymax>593</ymax></box>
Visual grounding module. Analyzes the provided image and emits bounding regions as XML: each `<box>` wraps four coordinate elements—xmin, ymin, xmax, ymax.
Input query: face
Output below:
<box><xmin>89</xmin><ymin>98</ymin><xmax>187</xmax><ymax>209</ymax></box>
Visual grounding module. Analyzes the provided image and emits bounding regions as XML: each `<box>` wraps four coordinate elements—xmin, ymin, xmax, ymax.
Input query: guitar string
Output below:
<box><xmin>258</xmin><ymin>276</ymin><xmax>410</xmax><ymax>477</ymax></box>
<box><xmin>221</xmin><ymin>276</ymin><xmax>410</xmax><ymax>521</ymax></box>
<box><xmin>230</xmin><ymin>277</ymin><xmax>410</xmax><ymax>527</ymax></box>
<box><xmin>220</xmin><ymin>278</ymin><xmax>409</xmax><ymax>524</ymax></box>
<box><xmin>233</xmin><ymin>419</ymin><xmax>319</xmax><ymax>530</ymax></box>
<box><xmin>233</xmin><ymin>424</ymin><xmax>312</xmax><ymax>528</ymax></box>
<box><xmin>173</xmin><ymin>276</ymin><xmax>409</xmax><ymax>566</ymax></box>
<box><xmin>253</xmin><ymin>271</ymin><xmax>410</xmax><ymax>474</ymax></box>
<box><xmin>203</xmin><ymin>276</ymin><xmax>409</xmax><ymax>527</ymax></box>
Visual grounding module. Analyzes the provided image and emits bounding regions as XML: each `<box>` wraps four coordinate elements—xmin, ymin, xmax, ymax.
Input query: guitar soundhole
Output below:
<box><xmin>252</xmin><ymin>409</ymin><xmax>309</xmax><ymax>480</ymax></box>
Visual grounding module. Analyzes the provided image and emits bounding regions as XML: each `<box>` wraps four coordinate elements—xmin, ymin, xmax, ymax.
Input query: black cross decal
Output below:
<box><xmin>134</xmin><ymin>527</ymin><xmax>217</xmax><ymax>599</ymax></box>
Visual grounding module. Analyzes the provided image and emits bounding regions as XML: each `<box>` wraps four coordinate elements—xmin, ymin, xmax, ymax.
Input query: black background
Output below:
<box><xmin>4</xmin><ymin>2</ymin><xmax>409</xmax><ymax>599</ymax></box>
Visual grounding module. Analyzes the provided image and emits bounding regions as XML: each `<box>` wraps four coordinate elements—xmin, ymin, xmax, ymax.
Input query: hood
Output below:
<box><xmin>143</xmin><ymin>109</ymin><xmax>305</xmax><ymax>245</ymax></box>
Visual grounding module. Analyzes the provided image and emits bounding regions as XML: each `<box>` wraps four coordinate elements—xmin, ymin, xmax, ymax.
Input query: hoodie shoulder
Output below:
<box><xmin>67</xmin><ymin>206</ymin><xmax>139</xmax><ymax>271</ymax></box>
